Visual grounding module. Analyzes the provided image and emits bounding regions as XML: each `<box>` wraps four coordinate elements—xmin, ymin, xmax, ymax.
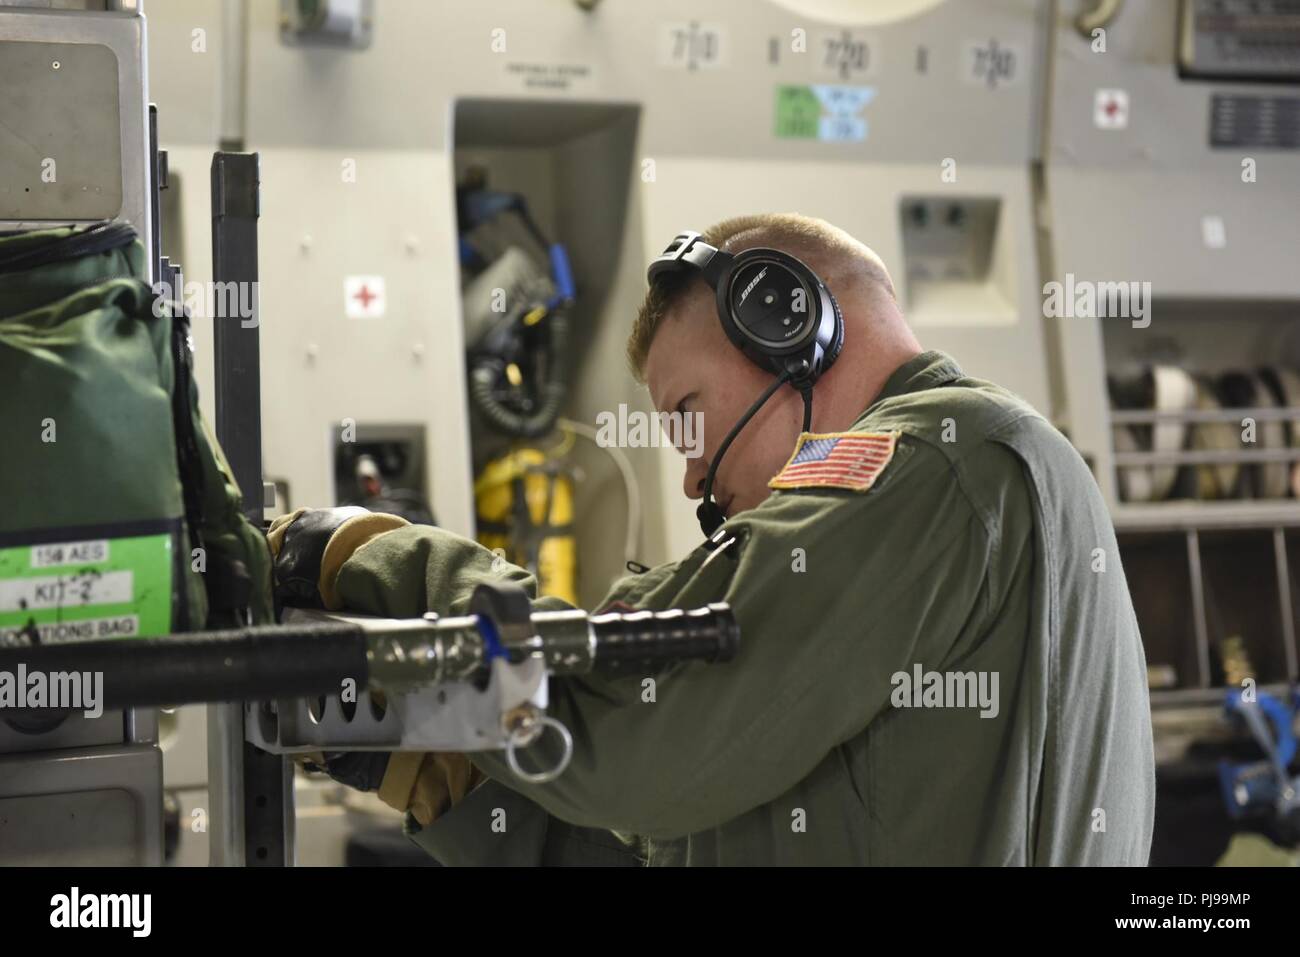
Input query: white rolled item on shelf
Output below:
<box><xmin>1150</xmin><ymin>365</ymin><xmax>1198</xmax><ymax>500</ymax></box>
<box><xmin>1272</xmin><ymin>367</ymin><xmax>1300</xmax><ymax>499</ymax></box>
<box><xmin>1113</xmin><ymin>422</ymin><xmax>1155</xmax><ymax>503</ymax></box>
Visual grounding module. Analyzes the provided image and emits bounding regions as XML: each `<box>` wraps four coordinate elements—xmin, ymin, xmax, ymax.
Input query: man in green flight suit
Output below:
<box><xmin>273</xmin><ymin>213</ymin><xmax>1155</xmax><ymax>866</ymax></box>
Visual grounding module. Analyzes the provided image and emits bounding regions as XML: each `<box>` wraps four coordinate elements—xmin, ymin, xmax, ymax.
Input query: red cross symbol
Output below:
<box><xmin>1103</xmin><ymin>99</ymin><xmax>1120</xmax><ymax>117</ymax></box>
<box><xmin>345</xmin><ymin>276</ymin><xmax>385</xmax><ymax>318</ymax></box>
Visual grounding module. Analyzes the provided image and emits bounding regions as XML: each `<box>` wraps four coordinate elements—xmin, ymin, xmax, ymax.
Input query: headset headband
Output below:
<box><xmin>647</xmin><ymin>231</ymin><xmax>730</xmax><ymax>287</ymax></box>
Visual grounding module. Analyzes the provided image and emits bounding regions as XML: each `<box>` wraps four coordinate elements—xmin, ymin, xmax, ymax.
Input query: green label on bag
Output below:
<box><xmin>0</xmin><ymin>533</ymin><xmax>172</xmax><ymax>644</ymax></box>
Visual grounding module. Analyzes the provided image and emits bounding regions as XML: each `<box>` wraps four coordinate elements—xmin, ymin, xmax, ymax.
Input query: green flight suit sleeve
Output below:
<box><xmin>336</xmin><ymin>435</ymin><xmax>993</xmax><ymax>842</ymax></box>
<box><xmin>403</xmin><ymin>777</ymin><xmax>643</xmax><ymax>866</ymax></box>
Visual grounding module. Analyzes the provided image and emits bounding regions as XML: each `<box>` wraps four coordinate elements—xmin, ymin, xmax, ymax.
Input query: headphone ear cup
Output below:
<box><xmin>822</xmin><ymin>291</ymin><xmax>845</xmax><ymax>374</ymax></box>
<box><xmin>714</xmin><ymin>271</ymin><xmax>786</xmax><ymax>377</ymax></box>
<box><xmin>715</xmin><ymin>248</ymin><xmax>844</xmax><ymax>383</ymax></box>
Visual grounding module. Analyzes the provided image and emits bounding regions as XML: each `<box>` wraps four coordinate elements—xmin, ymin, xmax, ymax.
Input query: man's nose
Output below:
<box><xmin>683</xmin><ymin>456</ymin><xmax>708</xmax><ymax>501</ymax></box>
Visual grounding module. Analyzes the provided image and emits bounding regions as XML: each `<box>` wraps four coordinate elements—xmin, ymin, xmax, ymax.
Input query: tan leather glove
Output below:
<box><xmin>378</xmin><ymin>752</ymin><xmax>486</xmax><ymax>827</ymax></box>
<box><xmin>267</xmin><ymin>506</ymin><xmax>409</xmax><ymax>610</ymax></box>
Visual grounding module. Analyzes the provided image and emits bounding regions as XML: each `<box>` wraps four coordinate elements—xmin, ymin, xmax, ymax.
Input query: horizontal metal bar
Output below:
<box><xmin>1112</xmin><ymin>407</ymin><xmax>1300</xmax><ymax>424</ymax></box>
<box><xmin>1114</xmin><ymin>448</ymin><xmax>1300</xmax><ymax>465</ymax></box>
<box><xmin>1113</xmin><ymin>500</ymin><xmax>1300</xmax><ymax>532</ymax></box>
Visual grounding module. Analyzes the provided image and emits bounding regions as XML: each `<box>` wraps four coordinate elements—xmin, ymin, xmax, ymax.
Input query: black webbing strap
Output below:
<box><xmin>0</xmin><ymin>220</ymin><xmax>139</xmax><ymax>273</ymax></box>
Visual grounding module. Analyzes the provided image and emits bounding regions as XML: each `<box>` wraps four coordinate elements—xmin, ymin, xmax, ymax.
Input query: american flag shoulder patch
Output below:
<box><xmin>768</xmin><ymin>430</ymin><xmax>899</xmax><ymax>493</ymax></box>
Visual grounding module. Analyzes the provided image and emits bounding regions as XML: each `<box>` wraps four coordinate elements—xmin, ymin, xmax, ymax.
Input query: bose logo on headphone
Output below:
<box><xmin>737</xmin><ymin>266</ymin><xmax>768</xmax><ymax>306</ymax></box>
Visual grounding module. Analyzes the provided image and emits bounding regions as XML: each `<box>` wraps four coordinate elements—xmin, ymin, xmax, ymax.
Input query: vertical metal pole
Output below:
<box><xmin>208</xmin><ymin>151</ymin><xmax>293</xmax><ymax>866</ymax></box>
<box><xmin>149</xmin><ymin>104</ymin><xmax>163</xmax><ymax>285</ymax></box>
<box><xmin>1273</xmin><ymin>528</ymin><xmax>1298</xmax><ymax>681</ymax></box>
<box><xmin>206</xmin><ymin>702</ymin><xmax>244</xmax><ymax>865</ymax></box>
<box><xmin>126</xmin><ymin>101</ymin><xmax>165</xmax><ymax>863</ymax></box>
<box><xmin>211</xmin><ymin>152</ymin><xmax>263</xmax><ymax>526</ymax></box>
<box><xmin>1186</xmin><ymin>530</ymin><xmax>1211</xmax><ymax>688</ymax></box>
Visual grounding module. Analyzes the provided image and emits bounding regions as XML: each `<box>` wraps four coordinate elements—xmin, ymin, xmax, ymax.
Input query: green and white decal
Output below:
<box><xmin>775</xmin><ymin>84</ymin><xmax>876</xmax><ymax>142</ymax></box>
<box><xmin>0</xmin><ymin>531</ymin><xmax>174</xmax><ymax>644</ymax></box>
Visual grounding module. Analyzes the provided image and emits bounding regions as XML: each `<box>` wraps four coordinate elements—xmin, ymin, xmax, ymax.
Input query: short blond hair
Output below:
<box><xmin>627</xmin><ymin>213</ymin><xmax>895</xmax><ymax>380</ymax></box>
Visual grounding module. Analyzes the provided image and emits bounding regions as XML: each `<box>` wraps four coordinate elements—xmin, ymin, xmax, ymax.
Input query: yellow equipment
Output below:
<box><xmin>474</xmin><ymin>445</ymin><xmax>578</xmax><ymax>606</ymax></box>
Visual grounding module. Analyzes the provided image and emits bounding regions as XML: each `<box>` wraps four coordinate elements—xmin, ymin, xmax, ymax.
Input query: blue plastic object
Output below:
<box><xmin>1218</xmin><ymin>689</ymin><xmax>1299</xmax><ymax>819</ymax></box>
<box><xmin>474</xmin><ymin>614</ymin><xmax>508</xmax><ymax>663</ymax></box>
<box><xmin>548</xmin><ymin>242</ymin><xmax>575</xmax><ymax>305</ymax></box>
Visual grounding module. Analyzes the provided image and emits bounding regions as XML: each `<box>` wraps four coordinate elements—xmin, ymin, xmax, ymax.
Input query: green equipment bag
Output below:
<box><xmin>0</xmin><ymin>222</ymin><xmax>274</xmax><ymax>645</ymax></box>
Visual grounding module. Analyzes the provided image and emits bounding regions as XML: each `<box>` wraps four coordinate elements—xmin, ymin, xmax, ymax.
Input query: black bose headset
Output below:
<box><xmin>646</xmin><ymin>230</ymin><xmax>845</xmax><ymax>536</ymax></box>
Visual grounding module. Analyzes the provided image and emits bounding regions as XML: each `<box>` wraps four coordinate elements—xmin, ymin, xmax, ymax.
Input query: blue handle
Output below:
<box><xmin>475</xmin><ymin>614</ymin><xmax>508</xmax><ymax>662</ymax></box>
<box><xmin>549</xmin><ymin>242</ymin><xmax>575</xmax><ymax>304</ymax></box>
